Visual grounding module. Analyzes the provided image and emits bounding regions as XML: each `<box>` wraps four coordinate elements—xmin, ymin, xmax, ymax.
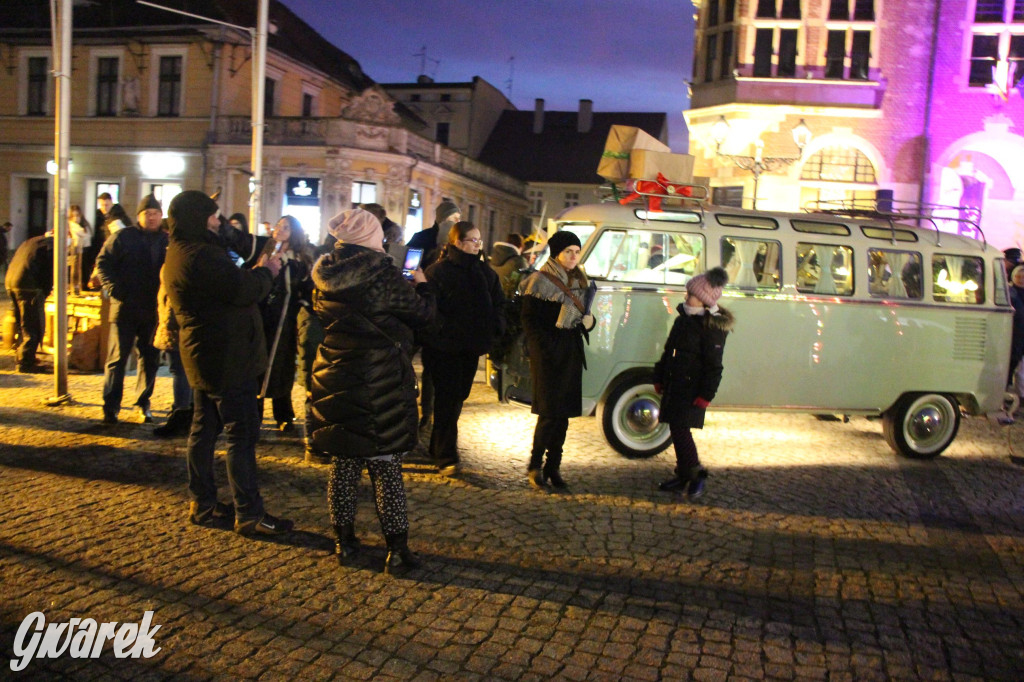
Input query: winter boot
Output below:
<box><xmin>383</xmin><ymin>531</ymin><xmax>421</xmax><ymax>575</ymax></box>
<box><xmin>686</xmin><ymin>466</ymin><xmax>708</xmax><ymax>500</ymax></box>
<box><xmin>334</xmin><ymin>523</ymin><xmax>361</xmax><ymax>563</ymax></box>
<box><xmin>153</xmin><ymin>408</ymin><xmax>193</xmax><ymax>438</ymax></box>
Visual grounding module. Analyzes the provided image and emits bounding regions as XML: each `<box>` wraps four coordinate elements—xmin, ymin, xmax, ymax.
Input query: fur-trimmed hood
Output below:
<box><xmin>312</xmin><ymin>243</ymin><xmax>394</xmax><ymax>296</ymax></box>
<box><xmin>677</xmin><ymin>302</ymin><xmax>735</xmax><ymax>332</ymax></box>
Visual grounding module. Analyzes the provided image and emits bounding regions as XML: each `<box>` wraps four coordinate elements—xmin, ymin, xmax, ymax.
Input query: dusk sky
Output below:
<box><xmin>282</xmin><ymin>0</ymin><xmax>695</xmax><ymax>151</ymax></box>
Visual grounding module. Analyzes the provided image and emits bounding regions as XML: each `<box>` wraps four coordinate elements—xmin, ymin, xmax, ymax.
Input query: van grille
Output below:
<box><xmin>953</xmin><ymin>317</ymin><xmax>987</xmax><ymax>361</ymax></box>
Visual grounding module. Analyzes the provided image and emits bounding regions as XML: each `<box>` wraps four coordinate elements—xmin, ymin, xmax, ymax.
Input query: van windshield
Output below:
<box><xmin>583</xmin><ymin>228</ymin><xmax>704</xmax><ymax>285</ymax></box>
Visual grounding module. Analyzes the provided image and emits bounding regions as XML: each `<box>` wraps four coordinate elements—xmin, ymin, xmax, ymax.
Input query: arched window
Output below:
<box><xmin>801</xmin><ymin>146</ymin><xmax>877</xmax><ymax>183</ymax></box>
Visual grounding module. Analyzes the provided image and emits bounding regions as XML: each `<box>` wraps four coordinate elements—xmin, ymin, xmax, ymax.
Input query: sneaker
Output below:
<box><xmin>136</xmin><ymin>405</ymin><xmax>154</xmax><ymax>423</ymax></box>
<box><xmin>234</xmin><ymin>512</ymin><xmax>294</xmax><ymax>536</ymax></box>
<box><xmin>658</xmin><ymin>476</ymin><xmax>686</xmax><ymax>492</ymax></box>
<box><xmin>188</xmin><ymin>501</ymin><xmax>234</xmax><ymax>526</ymax></box>
<box><xmin>687</xmin><ymin>469</ymin><xmax>708</xmax><ymax>500</ymax></box>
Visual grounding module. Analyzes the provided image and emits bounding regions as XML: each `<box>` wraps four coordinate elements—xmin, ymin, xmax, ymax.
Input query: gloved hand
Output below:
<box><xmin>693</xmin><ymin>396</ymin><xmax>710</xmax><ymax>409</ymax></box>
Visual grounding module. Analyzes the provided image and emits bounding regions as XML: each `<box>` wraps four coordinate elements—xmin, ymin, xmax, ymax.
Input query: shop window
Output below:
<box><xmin>796</xmin><ymin>243</ymin><xmax>854</xmax><ymax>295</ymax></box>
<box><xmin>868</xmin><ymin>248</ymin><xmax>923</xmax><ymax>299</ymax></box>
<box><xmin>932</xmin><ymin>254</ymin><xmax>984</xmax><ymax>304</ymax></box>
<box><xmin>721</xmin><ymin>237</ymin><xmax>782</xmax><ymax>290</ymax></box>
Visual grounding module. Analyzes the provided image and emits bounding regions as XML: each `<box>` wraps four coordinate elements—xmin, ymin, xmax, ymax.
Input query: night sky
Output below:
<box><xmin>282</xmin><ymin>0</ymin><xmax>695</xmax><ymax>151</ymax></box>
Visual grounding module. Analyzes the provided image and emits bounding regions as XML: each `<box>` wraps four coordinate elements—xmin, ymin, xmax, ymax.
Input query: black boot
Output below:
<box><xmin>384</xmin><ymin>531</ymin><xmax>421</xmax><ymax>574</ymax></box>
<box><xmin>153</xmin><ymin>408</ymin><xmax>193</xmax><ymax>438</ymax></box>
<box><xmin>334</xmin><ymin>523</ymin><xmax>360</xmax><ymax>563</ymax></box>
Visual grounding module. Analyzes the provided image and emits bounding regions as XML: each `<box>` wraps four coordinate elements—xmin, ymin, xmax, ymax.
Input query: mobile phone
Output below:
<box><xmin>402</xmin><ymin>248</ymin><xmax>423</xmax><ymax>280</ymax></box>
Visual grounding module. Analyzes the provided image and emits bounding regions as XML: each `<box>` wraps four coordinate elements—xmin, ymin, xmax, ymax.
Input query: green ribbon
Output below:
<box><xmin>601</xmin><ymin>150</ymin><xmax>630</xmax><ymax>160</ymax></box>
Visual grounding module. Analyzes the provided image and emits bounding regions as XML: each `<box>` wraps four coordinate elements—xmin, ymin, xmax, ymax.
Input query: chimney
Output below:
<box><xmin>577</xmin><ymin>99</ymin><xmax>593</xmax><ymax>133</ymax></box>
<box><xmin>417</xmin><ymin>74</ymin><xmax>434</xmax><ymax>84</ymax></box>
<box><xmin>533</xmin><ymin>98</ymin><xmax>545</xmax><ymax>134</ymax></box>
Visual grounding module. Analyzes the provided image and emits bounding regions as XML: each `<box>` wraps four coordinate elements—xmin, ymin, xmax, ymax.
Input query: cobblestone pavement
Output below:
<box><xmin>2</xmin><ymin>345</ymin><xmax>1024</xmax><ymax>680</ymax></box>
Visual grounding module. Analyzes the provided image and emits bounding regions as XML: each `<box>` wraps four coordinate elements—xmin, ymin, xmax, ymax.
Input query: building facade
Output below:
<box><xmin>0</xmin><ymin>0</ymin><xmax>528</xmax><ymax>250</ymax></box>
<box><xmin>685</xmin><ymin>0</ymin><xmax>1024</xmax><ymax>248</ymax></box>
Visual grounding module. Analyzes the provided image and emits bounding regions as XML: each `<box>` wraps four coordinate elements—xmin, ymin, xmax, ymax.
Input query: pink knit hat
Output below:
<box><xmin>686</xmin><ymin>266</ymin><xmax>729</xmax><ymax>307</ymax></box>
<box><xmin>327</xmin><ymin>208</ymin><xmax>384</xmax><ymax>253</ymax></box>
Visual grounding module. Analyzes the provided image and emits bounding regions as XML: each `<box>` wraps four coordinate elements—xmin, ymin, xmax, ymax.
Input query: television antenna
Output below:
<box><xmin>412</xmin><ymin>45</ymin><xmax>440</xmax><ymax>79</ymax></box>
<box><xmin>505</xmin><ymin>55</ymin><xmax>515</xmax><ymax>99</ymax></box>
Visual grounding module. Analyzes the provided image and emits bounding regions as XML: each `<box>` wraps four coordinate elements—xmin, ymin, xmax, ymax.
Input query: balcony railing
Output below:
<box><xmin>213</xmin><ymin>116</ymin><xmax>524</xmax><ymax>195</ymax></box>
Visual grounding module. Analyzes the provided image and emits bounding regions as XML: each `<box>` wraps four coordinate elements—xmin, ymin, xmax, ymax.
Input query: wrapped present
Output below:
<box><xmin>597</xmin><ymin>125</ymin><xmax>670</xmax><ymax>181</ymax></box>
<box><xmin>629</xmin><ymin>150</ymin><xmax>695</xmax><ymax>183</ymax></box>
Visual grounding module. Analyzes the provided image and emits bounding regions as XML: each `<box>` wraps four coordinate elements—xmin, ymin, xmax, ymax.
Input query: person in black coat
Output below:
<box><xmin>422</xmin><ymin>221</ymin><xmax>506</xmax><ymax>475</ymax></box>
<box><xmin>520</xmin><ymin>230</ymin><xmax>592</xmax><ymax>490</ymax></box>
<box><xmin>257</xmin><ymin>215</ymin><xmax>314</xmax><ymax>432</ymax></box>
<box><xmin>653</xmin><ymin>267</ymin><xmax>734</xmax><ymax>500</ymax></box>
<box><xmin>4</xmin><ymin>234</ymin><xmax>54</xmax><ymax>372</ymax></box>
<box><xmin>164</xmin><ymin>190</ymin><xmax>293</xmax><ymax>536</ymax></box>
<box><xmin>310</xmin><ymin>207</ymin><xmax>435</xmax><ymax>573</ymax></box>
<box><xmin>95</xmin><ymin>195</ymin><xmax>168</xmax><ymax>424</ymax></box>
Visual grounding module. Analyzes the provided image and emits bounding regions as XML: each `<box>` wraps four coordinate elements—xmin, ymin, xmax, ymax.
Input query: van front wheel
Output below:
<box><xmin>601</xmin><ymin>377</ymin><xmax>672</xmax><ymax>458</ymax></box>
<box><xmin>882</xmin><ymin>393</ymin><xmax>960</xmax><ymax>459</ymax></box>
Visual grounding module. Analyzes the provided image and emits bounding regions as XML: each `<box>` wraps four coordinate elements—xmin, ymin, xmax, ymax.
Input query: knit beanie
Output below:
<box><xmin>435</xmin><ymin>200</ymin><xmax>460</xmax><ymax>225</ymax></box>
<box><xmin>327</xmin><ymin>208</ymin><xmax>385</xmax><ymax>253</ymax></box>
<box><xmin>686</xmin><ymin>266</ymin><xmax>729</xmax><ymax>307</ymax></box>
<box><xmin>546</xmin><ymin>230</ymin><xmax>582</xmax><ymax>259</ymax></box>
<box><xmin>136</xmin><ymin>194</ymin><xmax>162</xmax><ymax>215</ymax></box>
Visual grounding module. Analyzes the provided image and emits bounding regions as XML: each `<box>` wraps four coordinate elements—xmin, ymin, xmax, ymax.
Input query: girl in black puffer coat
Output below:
<box><xmin>310</xmin><ymin>208</ymin><xmax>435</xmax><ymax>573</ymax></box>
<box><xmin>653</xmin><ymin>267</ymin><xmax>734</xmax><ymax>500</ymax></box>
<box><xmin>422</xmin><ymin>221</ymin><xmax>506</xmax><ymax>474</ymax></box>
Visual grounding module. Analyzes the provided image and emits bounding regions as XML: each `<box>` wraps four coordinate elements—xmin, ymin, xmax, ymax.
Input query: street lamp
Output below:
<box><xmin>711</xmin><ymin>116</ymin><xmax>812</xmax><ymax>210</ymax></box>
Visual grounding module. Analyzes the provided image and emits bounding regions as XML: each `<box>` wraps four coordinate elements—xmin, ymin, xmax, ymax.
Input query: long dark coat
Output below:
<box><xmin>422</xmin><ymin>246</ymin><xmax>506</xmax><ymax>357</ymax></box>
<box><xmin>309</xmin><ymin>244</ymin><xmax>435</xmax><ymax>459</ymax></box>
<box><xmin>521</xmin><ymin>295</ymin><xmax>585</xmax><ymax>419</ymax></box>
<box><xmin>653</xmin><ymin>305</ymin><xmax>734</xmax><ymax>429</ymax></box>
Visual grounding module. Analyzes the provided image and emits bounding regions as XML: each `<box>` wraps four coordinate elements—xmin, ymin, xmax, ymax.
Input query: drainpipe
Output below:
<box><xmin>917</xmin><ymin>0</ymin><xmax>943</xmax><ymax>209</ymax></box>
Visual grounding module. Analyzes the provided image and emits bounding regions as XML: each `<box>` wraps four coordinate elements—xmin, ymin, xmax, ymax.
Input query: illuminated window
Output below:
<box><xmin>968</xmin><ymin>1</ymin><xmax>1024</xmax><ymax>87</ymax></box>
<box><xmin>721</xmin><ymin>237</ymin><xmax>782</xmax><ymax>290</ymax></box>
<box><xmin>801</xmin><ymin>147</ymin><xmax>877</xmax><ymax>183</ymax></box>
<box><xmin>796</xmin><ymin>243</ymin><xmax>855</xmax><ymax>295</ymax></box>
<box><xmin>351</xmin><ymin>181</ymin><xmax>376</xmax><ymax>207</ymax></box>
<box><xmin>932</xmin><ymin>254</ymin><xmax>985</xmax><ymax>304</ymax></box>
<box><xmin>868</xmin><ymin>249</ymin><xmax>923</xmax><ymax>299</ymax></box>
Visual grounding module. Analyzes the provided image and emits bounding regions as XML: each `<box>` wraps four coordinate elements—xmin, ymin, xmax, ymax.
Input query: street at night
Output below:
<box><xmin>2</xmin><ymin>354</ymin><xmax>1024</xmax><ymax>680</ymax></box>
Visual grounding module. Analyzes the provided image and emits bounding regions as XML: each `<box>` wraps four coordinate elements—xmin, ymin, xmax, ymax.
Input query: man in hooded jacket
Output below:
<box><xmin>163</xmin><ymin>190</ymin><xmax>293</xmax><ymax>536</ymax></box>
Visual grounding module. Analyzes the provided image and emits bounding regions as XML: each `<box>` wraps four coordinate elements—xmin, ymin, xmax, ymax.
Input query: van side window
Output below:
<box><xmin>721</xmin><ymin>237</ymin><xmax>782</xmax><ymax>290</ymax></box>
<box><xmin>791</xmin><ymin>219</ymin><xmax>850</xmax><ymax>236</ymax></box>
<box><xmin>796</xmin><ymin>243</ymin><xmax>854</xmax><ymax>295</ymax></box>
<box><xmin>932</xmin><ymin>254</ymin><xmax>984</xmax><ymax>304</ymax></box>
<box><xmin>715</xmin><ymin>214</ymin><xmax>778</xmax><ymax>230</ymax></box>
<box><xmin>994</xmin><ymin>259</ymin><xmax>1010</xmax><ymax>306</ymax></box>
<box><xmin>868</xmin><ymin>248</ymin><xmax>923</xmax><ymax>299</ymax></box>
<box><xmin>582</xmin><ymin>229</ymin><xmax>703</xmax><ymax>285</ymax></box>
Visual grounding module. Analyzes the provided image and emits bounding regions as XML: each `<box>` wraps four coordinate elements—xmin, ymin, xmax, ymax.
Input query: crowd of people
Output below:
<box><xmin>3</xmin><ymin>190</ymin><xmax>738</xmax><ymax>572</ymax></box>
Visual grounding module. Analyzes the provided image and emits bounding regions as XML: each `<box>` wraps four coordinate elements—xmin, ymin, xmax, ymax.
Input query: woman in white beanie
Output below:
<box><xmin>310</xmin><ymin>208</ymin><xmax>436</xmax><ymax>573</ymax></box>
<box><xmin>652</xmin><ymin>266</ymin><xmax>734</xmax><ymax>500</ymax></box>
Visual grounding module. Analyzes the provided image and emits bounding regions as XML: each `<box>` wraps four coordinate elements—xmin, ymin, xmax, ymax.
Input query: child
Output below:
<box><xmin>653</xmin><ymin>266</ymin><xmax>734</xmax><ymax>499</ymax></box>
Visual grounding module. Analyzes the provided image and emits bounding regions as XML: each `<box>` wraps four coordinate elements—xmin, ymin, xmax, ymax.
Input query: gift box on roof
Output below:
<box><xmin>597</xmin><ymin>125</ymin><xmax>670</xmax><ymax>181</ymax></box>
<box><xmin>629</xmin><ymin>150</ymin><xmax>695</xmax><ymax>183</ymax></box>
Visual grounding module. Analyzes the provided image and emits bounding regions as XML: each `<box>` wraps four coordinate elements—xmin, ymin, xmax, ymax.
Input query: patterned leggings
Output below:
<box><xmin>328</xmin><ymin>455</ymin><xmax>409</xmax><ymax>537</ymax></box>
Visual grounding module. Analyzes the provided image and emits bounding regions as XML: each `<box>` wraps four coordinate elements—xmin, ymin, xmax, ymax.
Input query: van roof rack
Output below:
<box><xmin>599</xmin><ymin>180</ymin><xmax>711</xmax><ymax>226</ymax></box>
<box><xmin>804</xmin><ymin>198</ymin><xmax>986</xmax><ymax>250</ymax></box>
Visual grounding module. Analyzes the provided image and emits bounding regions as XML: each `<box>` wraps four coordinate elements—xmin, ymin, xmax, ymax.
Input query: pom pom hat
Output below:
<box><xmin>546</xmin><ymin>230</ymin><xmax>582</xmax><ymax>259</ymax></box>
<box><xmin>686</xmin><ymin>266</ymin><xmax>729</xmax><ymax>307</ymax></box>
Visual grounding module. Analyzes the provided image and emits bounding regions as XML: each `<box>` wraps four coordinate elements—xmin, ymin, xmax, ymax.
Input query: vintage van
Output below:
<box><xmin>491</xmin><ymin>196</ymin><xmax>1013</xmax><ymax>459</ymax></box>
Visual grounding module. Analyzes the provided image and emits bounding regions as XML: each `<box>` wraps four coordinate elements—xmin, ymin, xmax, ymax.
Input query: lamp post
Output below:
<box><xmin>711</xmin><ymin>117</ymin><xmax>812</xmax><ymax>210</ymax></box>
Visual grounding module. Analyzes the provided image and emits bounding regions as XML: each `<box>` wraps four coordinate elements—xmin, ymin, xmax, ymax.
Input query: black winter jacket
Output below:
<box><xmin>521</xmin><ymin>295</ymin><xmax>585</xmax><ymax>419</ymax></box>
<box><xmin>4</xmin><ymin>236</ymin><xmax>54</xmax><ymax>292</ymax></box>
<box><xmin>95</xmin><ymin>225</ymin><xmax>167</xmax><ymax>323</ymax></box>
<box><xmin>423</xmin><ymin>246</ymin><xmax>506</xmax><ymax>356</ymax></box>
<box><xmin>310</xmin><ymin>244</ymin><xmax>435</xmax><ymax>459</ymax></box>
<box><xmin>164</xmin><ymin>208</ymin><xmax>273</xmax><ymax>394</ymax></box>
<box><xmin>653</xmin><ymin>305</ymin><xmax>734</xmax><ymax>429</ymax></box>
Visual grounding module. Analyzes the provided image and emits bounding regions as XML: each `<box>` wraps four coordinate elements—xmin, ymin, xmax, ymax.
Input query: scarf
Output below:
<box><xmin>522</xmin><ymin>259</ymin><xmax>589</xmax><ymax>329</ymax></box>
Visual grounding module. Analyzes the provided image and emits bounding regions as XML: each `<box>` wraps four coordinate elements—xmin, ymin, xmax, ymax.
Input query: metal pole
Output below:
<box><xmin>751</xmin><ymin>168</ymin><xmax>760</xmax><ymax>211</ymax></box>
<box><xmin>249</xmin><ymin>0</ymin><xmax>268</xmax><ymax>231</ymax></box>
<box><xmin>48</xmin><ymin>0</ymin><xmax>72</xmax><ymax>405</ymax></box>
